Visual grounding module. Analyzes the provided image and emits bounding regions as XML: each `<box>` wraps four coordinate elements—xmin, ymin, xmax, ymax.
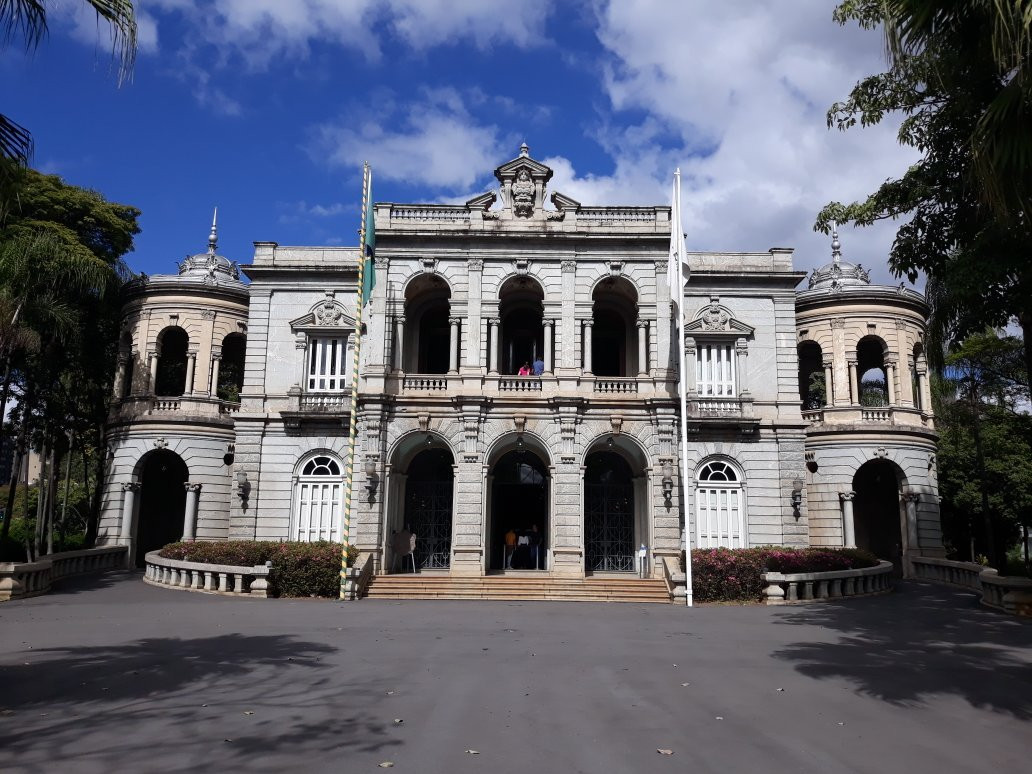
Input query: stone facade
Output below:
<box><xmin>98</xmin><ymin>149</ymin><xmax>944</xmax><ymax>580</ymax></box>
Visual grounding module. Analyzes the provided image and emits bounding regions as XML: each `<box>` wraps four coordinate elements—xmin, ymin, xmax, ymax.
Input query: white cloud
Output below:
<box><xmin>567</xmin><ymin>0</ymin><xmax>920</xmax><ymax>283</ymax></box>
<box><xmin>311</xmin><ymin>89</ymin><xmax>513</xmax><ymax>191</ymax></box>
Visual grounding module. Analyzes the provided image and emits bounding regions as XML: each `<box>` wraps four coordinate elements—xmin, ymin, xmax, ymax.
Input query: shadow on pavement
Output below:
<box><xmin>771</xmin><ymin>581</ymin><xmax>1032</xmax><ymax>718</ymax></box>
<box><xmin>0</xmin><ymin>633</ymin><xmax>400</xmax><ymax>771</ymax></box>
<box><xmin>47</xmin><ymin>570</ymin><xmax>140</xmax><ymax>596</ymax></box>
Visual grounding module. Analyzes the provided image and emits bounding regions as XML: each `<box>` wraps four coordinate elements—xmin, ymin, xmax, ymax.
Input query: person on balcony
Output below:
<box><xmin>532</xmin><ymin>357</ymin><xmax>544</xmax><ymax>376</ymax></box>
<box><xmin>518</xmin><ymin>362</ymin><xmax>531</xmax><ymax>376</ymax></box>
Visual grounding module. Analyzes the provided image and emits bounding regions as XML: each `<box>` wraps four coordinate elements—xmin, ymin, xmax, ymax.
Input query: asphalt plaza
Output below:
<box><xmin>1</xmin><ymin>575</ymin><xmax>1030</xmax><ymax>773</ymax></box>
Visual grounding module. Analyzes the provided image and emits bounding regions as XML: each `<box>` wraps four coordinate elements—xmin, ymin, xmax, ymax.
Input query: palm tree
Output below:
<box><xmin>874</xmin><ymin>0</ymin><xmax>1032</xmax><ymax>223</ymax></box>
<box><xmin>1</xmin><ymin>1</ymin><xmax>137</xmax><ymax>162</ymax></box>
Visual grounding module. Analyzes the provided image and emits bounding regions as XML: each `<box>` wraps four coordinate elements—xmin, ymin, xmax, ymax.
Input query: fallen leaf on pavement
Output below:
<box><xmin>657</xmin><ymin>749</ymin><xmax>674</xmax><ymax>755</ymax></box>
<box><xmin>378</xmin><ymin>762</ymin><xmax>394</xmax><ymax>768</ymax></box>
<box><xmin>465</xmin><ymin>750</ymin><xmax>480</xmax><ymax>755</ymax></box>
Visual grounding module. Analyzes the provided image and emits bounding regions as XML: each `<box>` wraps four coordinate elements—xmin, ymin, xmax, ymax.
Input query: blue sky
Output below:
<box><xmin>3</xmin><ymin>1</ymin><xmax>916</xmax><ymax>283</ymax></box>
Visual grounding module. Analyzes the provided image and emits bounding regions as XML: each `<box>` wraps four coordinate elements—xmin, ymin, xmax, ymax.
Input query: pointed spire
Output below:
<box><xmin>208</xmin><ymin>207</ymin><xmax>218</xmax><ymax>255</ymax></box>
<box><xmin>830</xmin><ymin>219</ymin><xmax>841</xmax><ymax>265</ymax></box>
<box><xmin>519</xmin><ymin>142</ymin><xmax>529</xmax><ymax>157</ymax></box>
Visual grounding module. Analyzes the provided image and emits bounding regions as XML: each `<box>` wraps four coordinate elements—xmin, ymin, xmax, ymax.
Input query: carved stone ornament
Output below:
<box><xmin>201</xmin><ymin>310</ymin><xmax>216</xmax><ymax>320</ymax></box>
<box><xmin>700</xmin><ymin>302</ymin><xmax>730</xmax><ymax>331</ymax></box>
<box><xmin>374</xmin><ymin>254</ymin><xmax>390</xmax><ymax>269</ymax></box>
<box><xmin>561</xmin><ymin>259</ymin><xmax>577</xmax><ymax>273</ymax></box>
<box><xmin>512</xmin><ymin>167</ymin><xmax>535</xmax><ymax>217</ymax></box>
<box><xmin>315</xmin><ymin>293</ymin><xmax>345</xmax><ymax>326</ymax></box>
<box><xmin>421</xmin><ymin>256</ymin><xmax>438</xmax><ymax>274</ymax></box>
<box><xmin>515</xmin><ymin>258</ymin><xmax>531</xmax><ymax>276</ymax></box>
<box><xmin>467</xmin><ymin>257</ymin><xmax>484</xmax><ymax>271</ymax></box>
<box><xmin>153</xmin><ymin>438</ymin><xmax>168</xmax><ymax>450</ymax></box>
<box><xmin>608</xmin><ymin>260</ymin><xmax>623</xmax><ymax>278</ymax></box>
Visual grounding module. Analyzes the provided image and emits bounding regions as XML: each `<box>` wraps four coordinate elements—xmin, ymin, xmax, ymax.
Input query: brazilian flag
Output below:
<box><xmin>361</xmin><ymin>171</ymin><xmax>376</xmax><ymax>307</ymax></box>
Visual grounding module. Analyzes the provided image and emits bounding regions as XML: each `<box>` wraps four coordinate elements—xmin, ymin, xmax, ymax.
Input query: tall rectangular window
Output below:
<box><xmin>695</xmin><ymin>342</ymin><xmax>736</xmax><ymax>396</ymax></box>
<box><xmin>696</xmin><ymin>486</ymin><xmax>745</xmax><ymax>548</ymax></box>
<box><xmin>307</xmin><ymin>337</ymin><xmax>350</xmax><ymax>392</ymax></box>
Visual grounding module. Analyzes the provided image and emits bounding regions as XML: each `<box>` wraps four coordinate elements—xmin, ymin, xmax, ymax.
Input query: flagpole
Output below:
<box><xmin>340</xmin><ymin>162</ymin><xmax>370</xmax><ymax>600</ymax></box>
<box><xmin>672</xmin><ymin>169</ymin><xmax>694</xmax><ymax>607</ymax></box>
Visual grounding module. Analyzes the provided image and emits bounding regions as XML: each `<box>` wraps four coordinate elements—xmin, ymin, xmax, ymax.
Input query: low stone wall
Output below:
<box><xmin>761</xmin><ymin>560</ymin><xmax>895</xmax><ymax>605</ymax></box>
<box><xmin>144</xmin><ymin>551</ymin><xmax>273</xmax><ymax>597</ymax></box>
<box><xmin>662</xmin><ymin>557</ymin><xmax>687</xmax><ymax>605</ymax></box>
<box><xmin>911</xmin><ymin>557</ymin><xmax>984</xmax><ymax>591</ymax></box>
<box><xmin>0</xmin><ymin>546</ymin><xmax>129</xmax><ymax>602</ymax></box>
<box><xmin>144</xmin><ymin>550</ymin><xmax>366</xmax><ymax>600</ymax></box>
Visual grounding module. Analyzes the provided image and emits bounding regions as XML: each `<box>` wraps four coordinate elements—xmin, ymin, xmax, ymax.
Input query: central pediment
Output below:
<box><xmin>493</xmin><ymin>143</ymin><xmax>554</xmax><ymax>219</ymax></box>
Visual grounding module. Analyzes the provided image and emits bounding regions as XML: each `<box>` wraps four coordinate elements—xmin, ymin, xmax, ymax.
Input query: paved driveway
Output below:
<box><xmin>1</xmin><ymin>575</ymin><xmax>1030</xmax><ymax>773</ymax></box>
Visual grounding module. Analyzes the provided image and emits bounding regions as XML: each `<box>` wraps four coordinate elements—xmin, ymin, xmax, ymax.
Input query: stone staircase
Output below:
<box><xmin>363</xmin><ymin>573</ymin><xmax>672</xmax><ymax>604</ymax></box>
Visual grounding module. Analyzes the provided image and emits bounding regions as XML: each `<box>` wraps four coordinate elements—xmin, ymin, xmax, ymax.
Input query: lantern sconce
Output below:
<box><xmin>791</xmin><ymin>477</ymin><xmax>804</xmax><ymax>519</ymax></box>
<box><xmin>236</xmin><ymin>469</ymin><xmax>251</xmax><ymax>510</ymax></box>
<box><xmin>662</xmin><ymin>463</ymin><xmax>674</xmax><ymax>506</ymax></box>
<box><xmin>515</xmin><ymin>433</ymin><xmax>525</xmax><ymax>455</ymax></box>
<box><xmin>364</xmin><ymin>456</ymin><xmax>379</xmax><ymax>501</ymax></box>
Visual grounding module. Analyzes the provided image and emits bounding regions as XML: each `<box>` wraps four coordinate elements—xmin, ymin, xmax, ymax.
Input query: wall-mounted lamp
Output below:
<box><xmin>236</xmin><ymin>469</ymin><xmax>250</xmax><ymax>509</ymax></box>
<box><xmin>607</xmin><ymin>436</ymin><xmax>615</xmax><ymax>450</ymax></box>
<box><xmin>662</xmin><ymin>463</ymin><xmax>674</xmax><ymax>506</ymax></box>
<box><xmin>364</xmin><ymin>457</ymin><xmax>378</xmax><ymax>501</ymax></box>
<box><xmin>425</xmin><ymin>433</ymin><xmax>434</xmax><ymax>448</ymax></box>
<box><xmin>516</xmin><ymin>434</ymin><xmax>525</xmax><ymax>454</ymax></box>
<box><xmin>791</xmin><ymin>477</ymin><xmax>804</xmax><ymax>519</ymax></box>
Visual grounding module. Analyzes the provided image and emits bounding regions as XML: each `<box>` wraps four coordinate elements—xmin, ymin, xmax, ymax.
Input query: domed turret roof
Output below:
<box><xmin>807</xmin><ymin>222</ymin><xmax>871</xmax><ymax>292</ymax></box>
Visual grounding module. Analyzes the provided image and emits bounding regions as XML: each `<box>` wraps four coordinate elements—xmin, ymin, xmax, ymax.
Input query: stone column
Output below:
<box><xmin>488</xmin><ymin>318</ymin><xmax>500</xmax><ymax>374</ymax></box>
<box><xmin>120</xmin><ymin>482</ymin><xmax>140</xmax><ymax>545</ymax></box>
<box><xmin>184</xmin><ymin>352</ymin><xmax>197</xmax><ymax>395</ymax></box>
<box><xmin>466</xmin><ymin>258</ymin><xmax>484</xmax><ymax>369</ymax></box>
<box><xmin>902</xmin><ymin>491</ymin><xmax>921</xmax><ymax>576</ymax></box>
<box><xmin>637</xmin><ymin>320</ymin><xmax>648</xmax><ymax>376</ymax></box>
<box><xmin>917</xmin><ymin>360</ymin><xmax>932</xmax><ymax>415</ymax></box>
<box><xmin>448</xmin><ymin>317</ymin><xmax>460</xmax><ymax>374</ymax></box>
<box><xmin>147</xmin><ymin>350</ymin><xmax>159</xmax><ymax>394</ymax></box>
<box><xmin>885</xmin><ymin>356</ymin><xmax>897</xmax><ymax>405</ymax></box>
<box><xmin>112</xmin><ymin>355</ymin><xmax>128</xmax><ymax>399</ymax></box>
<box><xmin>822</xmin><ymin>357</ymin><xmax>834</xmax><ymax>405</ymax></box>
<box><xmin>583</xmin><ymin>320</ymin><xmax>594</xmax><ymax>374</ymax></box>
<box><xmin>735</xmin><ymin>338</ymin><xmax>749</xmax><ymax>396</ymax></box>
<box><xmin>848</xmin><ymin>359</ymin><xmax>859</xmax><ymax>404</ymax></box>
<box><xmin>558</xmin><ymin>259</ymin><xmax>578</xmax><ymax>375</ymax></box>
<box><xmin>839</xmin><ymin>491</ymin><xmax>856</xmax><ymax>548</ymax></box>
<box><xmin>210</xmin><ymin>352</ymin><xmax>222</xmax><ymax>397</ymax></box>
<box><xmin>295</xmin><ymin>333</ymin><xmax>308</xmax><ymax>388</ymax></box>
<box><xmin>183</xmin><ymin>483</ymin><xmax>202</xmax><ymax>541</ymax></box>
<box><xmin>394</xmin><ymin>315</ymin><xmax>406</xmax><ymax>371</ymax></box>
<box><xmin>543</xmin><ymin>319</ymin><xmax>553</xmax><ymax>373</ymax></box>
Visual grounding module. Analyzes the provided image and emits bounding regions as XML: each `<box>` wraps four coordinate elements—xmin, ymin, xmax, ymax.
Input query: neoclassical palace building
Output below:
<box><xmin>99</xmin><ymin>147</ymin><xmax>945</xmax><ymax>592</ymax></box>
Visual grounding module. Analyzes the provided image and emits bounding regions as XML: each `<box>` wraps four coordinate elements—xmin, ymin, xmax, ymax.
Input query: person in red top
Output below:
<box><xmin>517</xmin><ymin>362</ymin><xmax>531</xmax><ymax>376</ymax></box>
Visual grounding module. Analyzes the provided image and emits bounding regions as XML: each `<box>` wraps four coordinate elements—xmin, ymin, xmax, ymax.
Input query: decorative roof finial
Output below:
<box><xmin>830</xmin><ymin>219</ymin><xmax>841</xmax><ymax>265</ymax></box>
<box><xmin>519</xmin><ymin>142</ymin><xmax>529</xmax><ymax>157</ymax></box>
<box><xmin>208</xmin><ymin>207</ymin><xmax>218</xmax><ymax>255</ymax></box>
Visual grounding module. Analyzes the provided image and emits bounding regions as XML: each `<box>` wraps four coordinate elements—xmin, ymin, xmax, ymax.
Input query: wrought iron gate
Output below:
<box><xmin>584</xmin><ymin>480</ymin><xmax>634</xmax><ymax>572</ymax></box>
<box><xmin>404</xmin><ymin>480</ymin><xmax>453</xmax><ymax>569</ymax></box>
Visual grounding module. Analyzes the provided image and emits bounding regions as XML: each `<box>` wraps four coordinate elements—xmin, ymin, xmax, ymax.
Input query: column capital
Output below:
<box><xmin>542</xmin><ymin>318</ymin><xmax>554</xmax><ymax>329</ymax></box>
<box><xmin>902</xmin><ymin>491</ymin><xmax>921</xmax><ymax>504</ymax></box>
<box><xmin>184</xmin><ymin>482</ymin><xmax>202</xmax><ymax>493</ymax></box>
<box><xmin>636</xmin><ymin>319</ymin><xmax>649</xmax><ymax>329</ymax></box>
<box><xmin>839</xmin><ymin>490</ymin><xmax>856</xmax><ymax>502</ymax></box>
<box><xmin>467</xmin><ymin>257</ymin><xmax>484</xmax><ymax>271</ymax></box>
<box><xmin>489</xmin><ymin>317</ymin><xmax>500</xmax><ymax>326</ymax></box>
<box><xmin>561</xmin><ymin>259</ymin><xmax>577</xmax><ymax>273</ymax></box>
<box><xmin>847</xmin><ymin>358</ymin><xmax>858</xmax><ymax>367</ymax></box>
<box><xmin>448</xmin><ymin>316</ymin><xmax>461</xmax><ymax>326</ymax></box>
<box><xmin>822</xmin><ymin>356</ymin><xmax>835</xmax><ymax>369</ymax></box>
<box><xmin>122</xmin><ymin>481</ymin><xmax>141</xmax><ymax>493</ymax></box>
<box><xmin>583</xmin><ymin>319</ymin><xmax>594</xmax><ymax>328</ymax></box>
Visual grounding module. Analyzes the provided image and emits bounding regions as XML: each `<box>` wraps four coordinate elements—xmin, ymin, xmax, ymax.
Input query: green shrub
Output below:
<box><xmin>158</xmin><ymin>540</ymin><xmax>360</xmax><ymax>598</ymax></box>
<box><xmin>690</xmin><ymin>546</ymin><xmax>880</xmax><ymax>603</ymax></box>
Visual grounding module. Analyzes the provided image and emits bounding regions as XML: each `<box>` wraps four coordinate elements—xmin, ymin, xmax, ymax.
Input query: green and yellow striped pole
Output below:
<box><xmin>340</xmin><ymin>162</ymin><xmax>371</xmax><ymax>600</ymax></box>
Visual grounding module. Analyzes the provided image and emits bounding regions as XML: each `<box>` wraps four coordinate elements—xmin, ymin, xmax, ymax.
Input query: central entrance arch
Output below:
<box><xmin>853</xmin><ymin>459</ymin><xmax>906</xmax><ymax>572</ymax></box>
<box><xmin>135</xmin><ymin>449</ymin><xmax>188</xmax><ymax>567</ymax></box>
<box><xmin>402</xmin><ymin>448</ymin><xmax>455</xmax><ymax>570</ymax></box>
<box><xmin>489</xmin><ymin>449</ymin><xmax>549</xmax><ymax>570</ymax></box>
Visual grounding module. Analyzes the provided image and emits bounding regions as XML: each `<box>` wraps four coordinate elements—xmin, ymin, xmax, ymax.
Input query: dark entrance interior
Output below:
<box><xmin>853</xmin><ymin>460</ymin><xmax>904</xmax><ymax>572</ymax></box>
<box><xmin>584</xmin><ymin>451</ymin><xmax>635</xmax><ymax>572</ymax></box>
<box><xmin>136</xmin><ymin>450</ymin><xmax>188</xmax><ymax>567</ymax></box>
<box><xmin>490</xmin><ymin>450</ymin><xmax>548</xmax><ymax>570</ymax></box>
<box><xmin>592</xmin><ymin>309</ymin><xmax>627</xmax><ymax>377</ymax></box>
<box><xmin>155</xmin><ymin>327</ymin><xmax>188</xmax><ymax>396</ymax></box>
<box><xmin>417</xmin><ymin>307</ymin><xmax>450</xmax><ymax>374</ymax></box>
<box><xmin>503</xmin><ymin>308</ymin><xmax>543</xmax><ymax>375</ymax></box>
<box><xmin>403</xmin><ymin>448</ymin><xmax>454</xmax><ymax>569</ymax></box>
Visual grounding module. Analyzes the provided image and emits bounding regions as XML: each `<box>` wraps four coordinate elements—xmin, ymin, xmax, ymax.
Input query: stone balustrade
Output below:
<box><xmin>402</xmin><ymin>375</ymin><xmax>448</xmax><ymax>391</ymax></box>
<box><xmin>761</xmin><ymin>560</ymin><xmax>895</xmax><ymax>605</ymax></box>
<box><xmin>391</xmin><ymin>205</ymin><xmax>470</xmax><ymax>223</ymax></box>
<box><xmin>300</xmin><ymin>392</ymin><xmax>350</xmax><ymax>411</ymax></box>
<box><xmin>219</xmin><ymin>401</ymin><xmax>241</xmax><ymax>414</ymax></box>
<box><xmin>152</xmin><ymin>398</ymin><xmax>181</xmax><ymax>411</ymax></box>
<box><xmin>979</xmin><ymin>570</ymin><xmax>1032</xmax><ymax>616</ymax></box>
<box><xmin>911</xmin><ymin>556</ymin><xmax>984</xmax><ymax>591</ymax></box>
<box><xmin>499</xmin><ymin>377</ymin><xmax>542</xmax><ymax>392</ymax></box>
<box><xmin>694</xmin><ymin>398</ymin><xmax>742</xmax><ymax>416</ymax></box>
<box><xmin>144</xmin><ymin>550</ymin><xmax>273</xmax><ymax>597</ymax></box>
<box><xmin>578</xmin><ymin>206</ymin><xmax>660</xmax><ymax>223</ymax></box>
<box><xmin>861</xmin><ymin>407</ymin><xmax>893</xmax><ymax>422</ymax></box>
<box><xmin>594</xmin><ymin>378</ymin><xmax>639</xmax><ymax>394</ymax></box>
<box><xmin>662</xmin><ymin>556</ymin><xmax>687</xmax><ymax>605</ymax></box>
<box><xmin>801</xmin><ymin>409</ymin><xmax>824</xmax><ymax>424</ymax></box>
<box><xmin>0</xmin><ymin>545</ymin><xmax>129</xmax><ymax>601</ymax></box>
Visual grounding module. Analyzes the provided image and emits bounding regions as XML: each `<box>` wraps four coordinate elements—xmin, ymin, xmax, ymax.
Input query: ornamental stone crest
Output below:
<box><xmin>315</xmin><ymin>293</ymin><xmax>345</xmax><ymax>326</ymax></box>
<box><xmin>512</xmin><ymin>168</ymin><xmax>535</xmax><ymax>217</ymax></box>
<box><xmin>700</xmin><ymin>303</ymin><xmax>730</xmax><ymax>331</ymax></box>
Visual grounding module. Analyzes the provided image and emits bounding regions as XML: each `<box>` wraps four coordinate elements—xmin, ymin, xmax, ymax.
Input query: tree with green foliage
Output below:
<box><xmin>817</xmin><ymin>1</ymin><xmax>1032</xmax><ymax>387</ymax></box>
<box><xmin>936</xmin><ymin>330</ymin><xmax>1031</xmax><ymax>571</ymax></box>
<box><xmin>0</xmin><ymin>168</ymin><xmax>139</xmax><ymax>555</ymax></box>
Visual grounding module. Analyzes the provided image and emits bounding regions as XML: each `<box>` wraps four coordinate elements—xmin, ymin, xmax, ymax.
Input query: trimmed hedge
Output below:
<box><xmin>158</xmin><ymin>540</ymin><xmax>360</xmax><ymax>598</ymax></box>
<box><xmin>690</xmin><ymin>547</ymin><xmax>879</xmax><ymax>603</ymax></box>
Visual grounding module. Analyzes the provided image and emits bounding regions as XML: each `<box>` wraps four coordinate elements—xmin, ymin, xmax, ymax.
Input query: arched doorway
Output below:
<box><xmin>591</xmin><ymin>276</ymin><xmax>637</xmax><ymax>376</ymax></box>
<box><xmin>402</xmin><ymin>448</ymin><xmax>455</xmax><ymax>569</ymax></box>
<box><xmin>853</xmin><ymin>459</ymin><xmax>905</xmax><ymax>571</ymax></box>
<box><xmin>404</xmin><ymin>275</ymin><xmax>451</xmax><ymax>374</ymax></box>
<box><xmin>490</xmin><ymin>449</ymin><xmax>549</xmax><ymax>570</ymax></box>
<box><xmin>135</xmin><ymin>450</ymin><xmax>188</xmax><ymax>567</ymax></box>
<box><xmin>499</xmin><ymin>276</ymin><xmax>544</xmax><ymax>374</ymax></box>
<box><xmin>584</xmin><ymin>451</ymin><xmax>635</xmax><ymax>572</ymax></box>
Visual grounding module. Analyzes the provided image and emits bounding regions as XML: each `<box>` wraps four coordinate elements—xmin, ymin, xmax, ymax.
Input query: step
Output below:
<box><xmin>363</xmin><ymin>574</ymin><xmax>671</xmax><ymax>604</ymax></box>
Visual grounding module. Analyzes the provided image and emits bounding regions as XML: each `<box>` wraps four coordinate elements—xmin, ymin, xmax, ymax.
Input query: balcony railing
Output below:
<box><xmin>801</xmin><ymin>409</ymin><xmax>824</xmax><ymax>424</ymax></box>
<box><xmin>499</xmin><ymin>377</ymin><xmax>542</xmax><ymax>392</ymax></box>
<box><xmin>300</xmin><ymin>392</ymin><xmax>349</xmax><ymax>411</ymax></box>
<box><xmin>693</xmin><ymin>398</ymin><xmax>742</xmax><ymax>417</ymax></box>
<box><xmin>861</xmin><ymin>407</ymin><xmax>893</xmax><ymax>422</ymax></box>
<box><xmin>402</xmin><ymin>375</ymin><xmax>448</xmax><ymax>391</ymax></box>
<box><xmin>152</xmin><ymin>398</ymin><xmax>181</xmax><ymax>412</ymax></box>
<box><xmin>594</xmin><ymin>378</ymin><xmax>639</xmax><ymax>394</ymax></box>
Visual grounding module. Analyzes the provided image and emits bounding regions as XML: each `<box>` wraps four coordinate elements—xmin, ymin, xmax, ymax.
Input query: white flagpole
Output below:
<box><xmin>671</xmin><ymin>169</ymin><xmax>694</xmax><ymax>607</ymax></box>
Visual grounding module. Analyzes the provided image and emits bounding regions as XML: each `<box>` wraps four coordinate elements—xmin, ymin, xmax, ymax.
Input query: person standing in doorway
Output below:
<box><xmin>504</xmin><ymin>526</ymin><xmax>517</xmax><ymax>569</ymax></box>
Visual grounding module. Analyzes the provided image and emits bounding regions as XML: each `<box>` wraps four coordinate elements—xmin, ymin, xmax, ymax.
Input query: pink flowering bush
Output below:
<box><xmin>691</xmin><ymin>546</ymin><xmax>878</xmax><ymax>602</ymax></box>
<box><xmin>159</xmin><ymin>540</ymin><xmax>360</xmax><ymax>597</ymax></box>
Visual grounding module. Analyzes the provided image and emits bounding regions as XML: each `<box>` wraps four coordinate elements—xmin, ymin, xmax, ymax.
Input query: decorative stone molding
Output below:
<box><xmin>513</xmin><ymin>415</ymin><xmax>527</xmax><ymax>434</ymax></box>
<box><xmin>420</xmin><ymin>256</ymin><xmax>438</xmax><ymax>274</ymax></box>
<box><xmin>830</xmin><ymin>319</ymin><xmax>846</xmax><ymax>329</ymax></box>
<box><xmin>121</xmin><ymin>481</ymin><xmax>141</xmax><ymax>493</ymax></box>
<box><xmin>153</xmin><ymin>438</ymin><xmax>168</xmax><ymax>450</ymax></box>
<box><xmin>685</xmin><ymin>302</ymin><xmax>755</xmax><ymax>336</ymax></box>
<box><xmin>201</xmin><ymin>310</ymin><xmax>216</xmax><ymax>320</ymax></box>
<box><xmin>873</xmin><ymin>447</ymin><xmax>889</xmax><ymax>459</ymax></box>
<box><xmin>609</xmin><ymin>415</ymin><xmax>623</xmax><ymax>435</ymax></box>
<box><xmin>417</xmin><ymin>413</ymin><xmax>431</xmax><ymax>433</ymax></box>
<box><xmin>314</xmin><ymin>292</ymin><xmax>347</xmax><ymax>326</ymax></box>
<box><xmin>184</xmin><ymin>482</ymin><xmax>202</xmax><ymax>493</ymax></box>
<box><xmin>608</xmin><ymin>259</ymin><xmax>623</xmax><ymax>278</ymax></box>
<box><xmin>561</xmin><ymin>259</ymin><xmax>577</xmax><ymax>273</ymax></box>
<box><xmin>374</xmin><ymin>254</ymin><xmax>390</xmax><ymax>269</ymax></box>
<box><xmin>514</xmin><ymin>257</ymin><xmax>531</xmax><ymax>276</ymax></box>
<box><xmin>467</xmin><ymin>257</ymin><xmax>484</xmax><ymax>271</ymax></box>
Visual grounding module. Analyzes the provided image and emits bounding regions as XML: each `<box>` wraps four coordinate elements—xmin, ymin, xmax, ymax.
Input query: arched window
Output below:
<box><xmin>797</xmin><ymin>340</ymin><xmax>825</xmax><ymax>408</ymax></box>
<box><xmin>218</xmin><ymin>332</ymin><xmax>246</xmax><ymax>402</ymax></box>
<box><xmin>155</xmin><ymin>327</ymin><xmax>189</xmax><ymax>396</ymax></box>
<box><xmin>293</xmin><ymin>455</ymin><xmax>344</xmax><ymax>542</ymax></box>
<box><xmin>856</xmin><ymin>335</ymin><xmax>888</xmax><ymax>406</ymax></box>
<box><xmin>695</xmin><ymin>460</ymin><xmax>746</xmax><ymax>548</ymax></box>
